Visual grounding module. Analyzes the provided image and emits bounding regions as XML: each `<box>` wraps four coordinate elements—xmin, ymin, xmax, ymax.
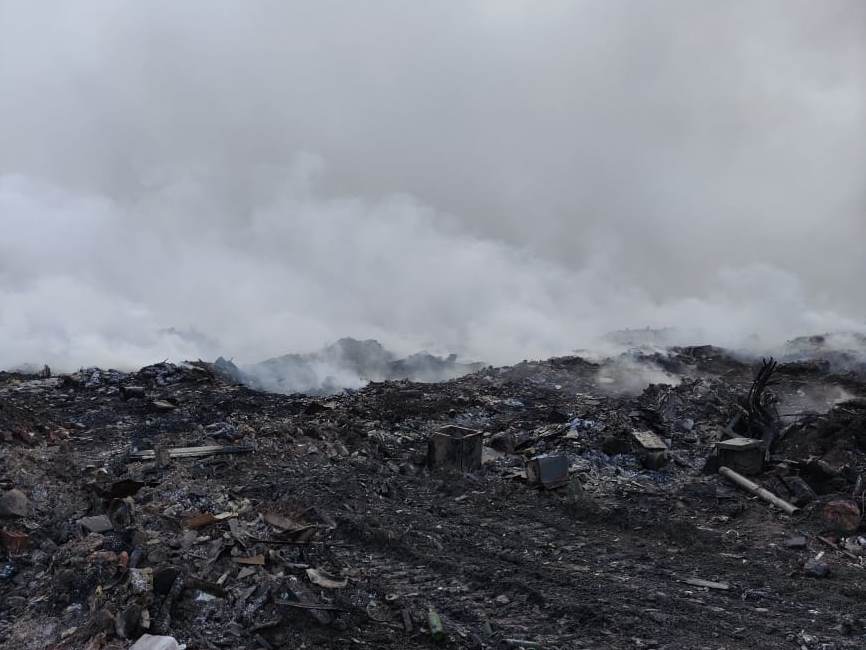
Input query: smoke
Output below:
<box><xmin>1</xmin><ymin>1</ymin><xmax>864</xmax><ymax>373</ymax></box>
<box><xmin>595</xmin><ymin>356</ymin><xmax>682</xmax><ymax>397</ymax></box>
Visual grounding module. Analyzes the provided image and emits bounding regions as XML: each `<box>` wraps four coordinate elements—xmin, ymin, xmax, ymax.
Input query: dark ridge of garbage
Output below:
<box><xmin>776</xmin><ymin>399</ymin><xmax>866</xmax><ymax>467</ymax></box>
<box><xmin>778</xmin><ymin>332</ymin><xmax>866</xmax><ymax>375</ymax></box>
<box><xmin>2</xmin><ymin>344</ymin><xmax>866</xmax><ymax>649</ymax></box>
<box><xmin>234</xmin><ymin>337</ymin><xmax>485</xmax><ymax>395</ymax></box>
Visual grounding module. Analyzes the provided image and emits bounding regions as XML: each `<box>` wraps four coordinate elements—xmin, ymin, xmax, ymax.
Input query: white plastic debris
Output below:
<box><xmin>129</xmin><ymin>634</ymin><xmax>181</xmax><ymax>650</ymax></box>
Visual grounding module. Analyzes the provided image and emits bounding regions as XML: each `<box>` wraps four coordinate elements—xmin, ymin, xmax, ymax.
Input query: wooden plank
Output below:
<box><xmin>274</xmin><ymin>600</ymin><xmax>346</xmax><ymax>612</ymax></box>
<box><xmin>184</xmin><ymin>513</ymin><xmax>218</xmax><ymax>529</ymax></box>
<box><xmin>681</xmin><ymin>577</ymin><xmax>729</xmax><ymax>590</ymax></box>
<box><xmin>127</xmin><ymin>445</ymin><xmax>253</xmax><ymax>461</ymax></box>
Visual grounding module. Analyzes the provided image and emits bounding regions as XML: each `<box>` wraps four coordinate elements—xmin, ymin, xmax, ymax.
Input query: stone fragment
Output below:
<box><xmin>79</xmin><ymin>515</ymin><xmax>114</xmax><ymax>533</ymax></box>
<box><xmin>0</xmin><ymin>490</ymin><xmax>29</xmax><ymax>518</ymax></box>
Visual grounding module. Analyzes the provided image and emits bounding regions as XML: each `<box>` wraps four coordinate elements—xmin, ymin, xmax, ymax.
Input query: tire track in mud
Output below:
<box><xmin>319</xmin><ymin>463</ymin><xmax>837</xmax><ymax>649</ymax></box>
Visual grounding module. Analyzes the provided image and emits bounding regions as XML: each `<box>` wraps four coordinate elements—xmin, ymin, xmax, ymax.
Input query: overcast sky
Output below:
<box><xmin>1</xmin><ymin>1</ymin><xmax>864</xmax><ymax>370</ymax></box>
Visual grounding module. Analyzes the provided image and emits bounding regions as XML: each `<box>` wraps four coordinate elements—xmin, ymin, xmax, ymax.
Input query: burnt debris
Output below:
<box><xmin>2</xmin><ymin>343</ymin><xmax>866</xmax><ymax>649</ymax></box>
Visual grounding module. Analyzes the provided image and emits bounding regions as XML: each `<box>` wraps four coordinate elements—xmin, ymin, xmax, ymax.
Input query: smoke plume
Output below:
<box><xmin>1</xmin><ymin>1</ymin><xmax>864</xmax><ymax>376</ymax></box>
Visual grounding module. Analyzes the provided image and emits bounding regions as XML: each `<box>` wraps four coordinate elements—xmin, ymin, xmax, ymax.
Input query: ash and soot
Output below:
<box><xmin>1</xmin><ymin>3</ymin><xmax>865</xmax><ymax>650</ymax></box>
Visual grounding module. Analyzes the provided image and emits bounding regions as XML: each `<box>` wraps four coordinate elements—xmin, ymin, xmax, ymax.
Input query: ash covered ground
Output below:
<box><xmin>3</xmin><ymin>337</ymin><xmax>866</xmax><ymax>649</ymax></box>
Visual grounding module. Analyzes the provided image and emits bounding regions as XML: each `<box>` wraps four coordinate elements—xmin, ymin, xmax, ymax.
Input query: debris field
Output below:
<box><xmin>2</xmin><ymin>344</ymin><xmax>866</xmax><ymax>649</ymax></box>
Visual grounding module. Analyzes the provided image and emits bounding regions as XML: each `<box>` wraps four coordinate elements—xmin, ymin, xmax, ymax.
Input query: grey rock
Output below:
<box><xmin>0</xmin><ymin>489</ymin><xmax>30</xmax><ymax>518</ymax></box>
<box><xmin>79</xmin><ymin>514</ymin><xmax>114</xmax><ymax>533</ymax></box>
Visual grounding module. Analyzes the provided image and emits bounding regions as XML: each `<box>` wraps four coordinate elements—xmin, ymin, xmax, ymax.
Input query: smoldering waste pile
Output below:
<box><xmin>2</xmin><ymin>343</ymin><xmax>866</xmax><ymax>649</ymax></box>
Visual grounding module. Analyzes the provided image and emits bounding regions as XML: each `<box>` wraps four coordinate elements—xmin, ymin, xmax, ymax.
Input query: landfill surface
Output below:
<box><xmin>2</xmin><ymin>341</ymin><xmax>866</xmax><ymax>649</ymax></box>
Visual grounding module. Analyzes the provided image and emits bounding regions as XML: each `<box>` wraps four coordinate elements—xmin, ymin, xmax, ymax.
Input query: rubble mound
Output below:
<box><xmin>780</xmin><ymin>332</ymin><xmax>866</xmax><ymax>375</ymax></box>
<box><xmin>231</xmin><ymin>338</ymin><xmax>484</xmax><ymax>395</ymax></box>
<box><xmin>2</xmin><ymin>345</ymin><xmax>866</xmax><ymax>649</ymax></box>
<box><xmin>777</xmin><ymin>399</ymin><xmax>866</xmax><ymax>465</ymax></box>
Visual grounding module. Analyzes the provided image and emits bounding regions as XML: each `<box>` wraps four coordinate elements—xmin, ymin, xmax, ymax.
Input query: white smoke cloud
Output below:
<box><xmin>0</xmin><ymin>1</ymin><xmax>864</xmax><ymax>372</ymax></box>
